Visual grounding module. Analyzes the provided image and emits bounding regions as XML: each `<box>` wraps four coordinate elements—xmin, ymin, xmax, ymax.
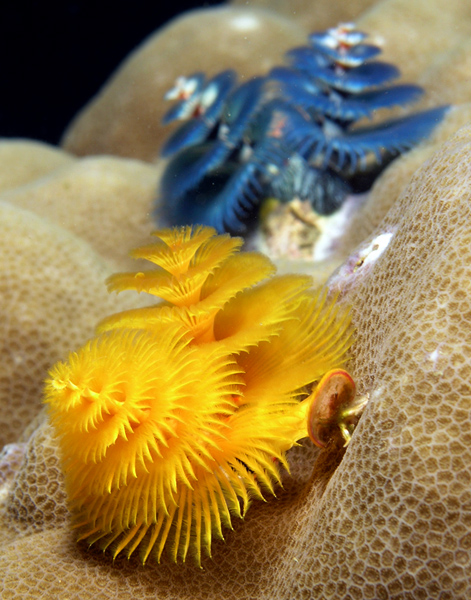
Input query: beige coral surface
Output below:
<box><xmin>231</xmin><ymin>0</ymin><xmax>378</xmax><ymax>31</ymax></box>
<box><xmin>0</xmin><ymin>155</ymin><xmax>161</xmax><ymax>269</ymax></box>
<box><xmin>1</xmin><ymin>0</ymin><xmax>471</xmax><ymax>598</ymax></box>
<box><xmin>2</xmin><ymin>123</ymin><xmax>471</xmax><ymax>599</ymax></box>
<box><xmin>0</xmin><ymin>140</ymin><xmax>74</xmax><ymax>194</ymax></box>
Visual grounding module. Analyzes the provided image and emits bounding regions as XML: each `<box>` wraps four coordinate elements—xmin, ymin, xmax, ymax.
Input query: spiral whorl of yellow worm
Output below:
<box><xmin>44</xmin><ymin>225</ymin><xmax>352</xmax><ymax>565</ymax></box>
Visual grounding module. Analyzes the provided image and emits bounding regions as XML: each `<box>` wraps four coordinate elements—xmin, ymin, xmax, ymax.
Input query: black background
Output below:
<box><xmin>0</xmin><ymin>1</ymin><xmax>224</xmax><ymax>145</ymax></box>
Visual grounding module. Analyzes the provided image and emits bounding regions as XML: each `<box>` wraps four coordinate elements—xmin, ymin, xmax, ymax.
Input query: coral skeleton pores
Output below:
<box><xmin>44</xmin><ymin>226</ymin><xmax>354</xmax><ymax>565</ymax></box>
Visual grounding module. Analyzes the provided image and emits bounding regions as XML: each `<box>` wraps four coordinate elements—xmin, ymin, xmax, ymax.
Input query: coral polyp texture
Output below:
<box><xmin>157</xmin><ymin>23</ymin><xmax>448</xmax><ymax>234</ymax></box>
<box><xmin>44</xmin><ymin>225</ymin><xmax>353</xmax><ymax>565</ymax></box>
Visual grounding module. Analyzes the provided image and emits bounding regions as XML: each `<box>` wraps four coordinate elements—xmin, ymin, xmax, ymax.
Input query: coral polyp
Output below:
<box><xmin>157</xmin><ymin>23</ymin><xmax>448</xmax><ymax>235</ymax></box>
<box><xmin>44</xmin><ymin>225</ymin><xmax>355</xmax><ymax>565</ymax></box>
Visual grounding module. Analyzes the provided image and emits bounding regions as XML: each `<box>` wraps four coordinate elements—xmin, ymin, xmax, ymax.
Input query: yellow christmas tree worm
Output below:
<box><xmin>44</xmin><ymin>225</ymin><xmax>355</xmax><ymax>566</ymax></box>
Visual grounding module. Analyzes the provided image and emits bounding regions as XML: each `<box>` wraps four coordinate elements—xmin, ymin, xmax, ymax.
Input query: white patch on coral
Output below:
<box><xmin>355</xmin><ymin>232</ymin><xmax>394</xmax><ymax>268</ymax></box>
<box><xmin>230</xmin><ymin>15</ymin><xmax>261</xmax><ymax>32</ymax></box>
<box><xmin>328</xmin><ymin>229</ymin><xmax>395</xmax><ymax>294</ymax></box>
<box><xmin>422</xmin><ymin>344</ymin><xmax>448</xmax><ymax>374</ymax></box>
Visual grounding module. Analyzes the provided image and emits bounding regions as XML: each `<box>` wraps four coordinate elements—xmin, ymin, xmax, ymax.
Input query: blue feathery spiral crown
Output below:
<box><xmin>157</xmin><ymin>23</ymin><xmax>448</xmax><ymax>235</ymax></box>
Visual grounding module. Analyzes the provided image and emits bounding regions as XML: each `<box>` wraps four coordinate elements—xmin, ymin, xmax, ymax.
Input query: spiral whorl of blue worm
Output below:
<box><xmin>157</xmin><ymin>23</ymin><xmax>448</xmax><ymax>234</ymax></box>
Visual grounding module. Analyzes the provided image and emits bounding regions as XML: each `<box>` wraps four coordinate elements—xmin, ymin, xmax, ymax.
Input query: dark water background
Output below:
<box><xmin>0</xmin><ymin>1</ymin><xmax>224</xmax><ymax>144</ymax></box>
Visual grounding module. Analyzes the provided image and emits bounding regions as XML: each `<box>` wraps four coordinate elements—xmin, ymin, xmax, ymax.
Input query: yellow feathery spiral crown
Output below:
<box><xmin>44</xmin><ymin>225</ymin><xmax>353</xmax><ymax>566</ymax></box>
